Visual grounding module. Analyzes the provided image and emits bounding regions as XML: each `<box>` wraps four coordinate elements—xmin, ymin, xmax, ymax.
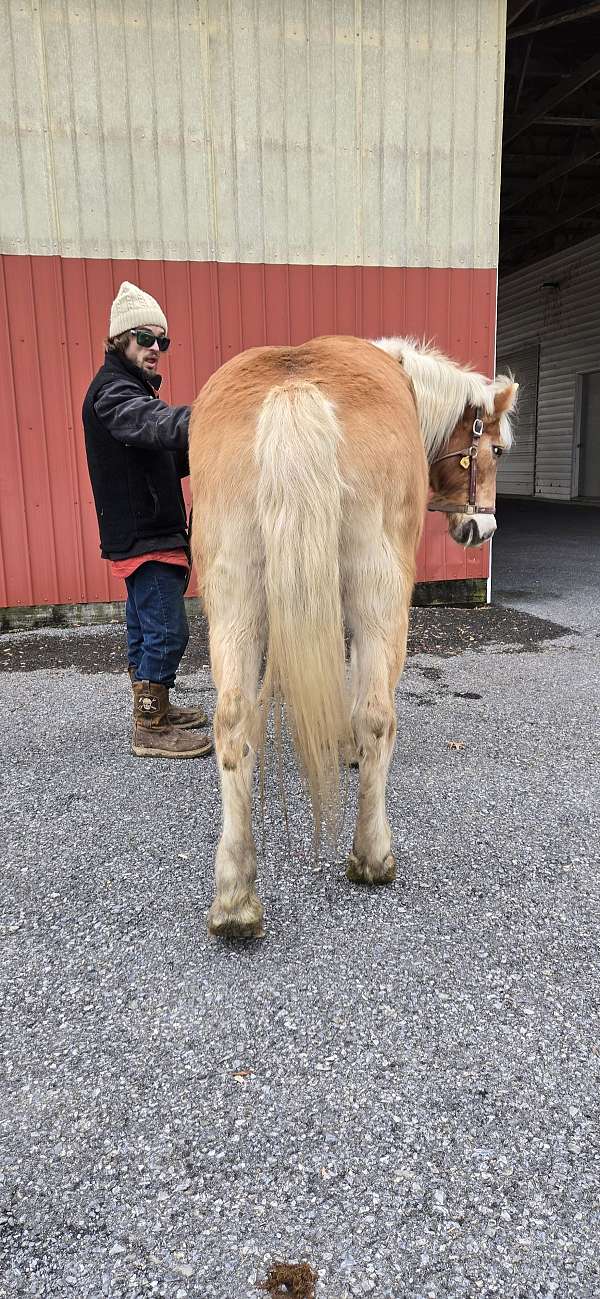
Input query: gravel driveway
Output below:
<box><xmin>2</xmin><ymin>503</ymin><xmax>599</xmax><ymax>1299</ymax></box>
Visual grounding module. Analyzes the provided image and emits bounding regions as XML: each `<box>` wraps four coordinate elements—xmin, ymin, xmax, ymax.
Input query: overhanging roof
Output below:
<box><xmin>500</xmin><ymin>0</ymin><xmax>600</xmax><ymax>274</ymax></box>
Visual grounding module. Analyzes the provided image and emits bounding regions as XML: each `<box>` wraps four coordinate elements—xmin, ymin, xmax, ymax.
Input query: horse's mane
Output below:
<box><xmin>373</xmin><ymin>336</ymin><xmax>514</xmax><ymax>462</ymax></box>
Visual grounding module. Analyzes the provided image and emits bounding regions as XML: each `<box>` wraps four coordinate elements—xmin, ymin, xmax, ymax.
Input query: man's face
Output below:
<box><xmin>125</xmin><ymin>325</ymin><xmax>166</xmax><ymax>375</ymax></box>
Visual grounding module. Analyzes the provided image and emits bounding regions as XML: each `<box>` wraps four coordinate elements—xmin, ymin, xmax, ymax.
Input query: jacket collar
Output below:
<box><xmin>103</xmin><ymin>348</ymin><xmax>163</xmax><ymax>393</ymax></box>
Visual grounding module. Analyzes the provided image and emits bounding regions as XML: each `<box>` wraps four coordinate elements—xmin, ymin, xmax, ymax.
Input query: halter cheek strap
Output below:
<box><xmin>427</xmin><ymin>408</ymin><xmax>495</xmax><ymax>516</ymax></box>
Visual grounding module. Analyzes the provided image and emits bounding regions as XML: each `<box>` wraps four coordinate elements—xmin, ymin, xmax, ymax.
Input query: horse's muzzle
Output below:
<box><xmin>449</xmin><ymin>512</ymin><xmax>497</xmax><ymax>547</ymax></box>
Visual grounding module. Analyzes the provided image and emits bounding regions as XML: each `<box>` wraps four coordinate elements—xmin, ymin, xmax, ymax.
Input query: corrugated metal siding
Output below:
<box><xmin>497</xmin><ymin>233</ymin><xmax>600</xmax><ymax>500</ymax></box>
<box><xmin>1</xmin><ymin>0</ymin><xmax>505</xmax><ymax>608</ymax></box>
<box><xmin>0</xmin><ymin>256</ymin><xmax>495</xmax><ymax>608</ymax></box>
<box><xmin>0</xmin><ymin>0</ymin><xmax>506</xmax><ymax>268</ymax></box>
<box><xmin>496</xmin><ymin>343</ymin><xmax>538</xmax><ymax>496</ymax></box>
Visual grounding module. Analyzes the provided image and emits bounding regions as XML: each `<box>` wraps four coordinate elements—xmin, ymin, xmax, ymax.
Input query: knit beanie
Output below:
<box><xmin>109</xmin><ymin>281</ymin><xmax>168</xmax><ymax>338</ymax></box>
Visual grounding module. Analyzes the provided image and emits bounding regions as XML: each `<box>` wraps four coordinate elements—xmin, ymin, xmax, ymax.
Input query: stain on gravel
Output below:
<box><xmin>402</xmin><ymin>691</ymin><xmax>440</xmax><ymax>707</ymax></box>
<box><xmin>407</xmin><ymin>604</ymin><xmax>572</xmax><ymax>658</ymax></box>
<box><xmin>412</xmin><ymin>663</ymin><xmax>444</xmax><ymax>681</ymax></box>
<box><xmin>0</xmin><ymin>614</ymin><xmax>211</xmax><ymax>676</ymax></box>
<box><xmin>0</xmin><ymin>603</ymin><xmax>572</xmax><ymax>674</ymax></box>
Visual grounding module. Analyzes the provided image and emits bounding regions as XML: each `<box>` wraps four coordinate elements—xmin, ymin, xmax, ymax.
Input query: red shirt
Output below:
<box><xmin>110</xmin><ymin>549</ymin><xmax>189</xmax><ymax>580</ymax></box>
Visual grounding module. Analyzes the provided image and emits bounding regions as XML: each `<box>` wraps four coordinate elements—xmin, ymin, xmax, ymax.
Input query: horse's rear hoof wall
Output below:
<box><xmin>207</xmin><ymin>897</ymin><xmax>265</xmax><ymax>940</ymax></box>
<box><xmin>209</xmin><ymin>920</ymin><xmax>266</xmax><ymax>940</ymax></box>
<box><xmin>346</xmin><ymin>852</ymin><xmax>396</xmax><ymax>885</ymax></box>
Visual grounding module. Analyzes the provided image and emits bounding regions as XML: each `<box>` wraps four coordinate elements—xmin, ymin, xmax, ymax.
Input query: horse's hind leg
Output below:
<box><xmin>206</xmin><ymin>595</ymin><xmax>266</xmax><ymax>940</ymax></box>
<box><xmin>346</xmin><ymin>637</ymin><xmax>398</xmax><ymax>884</ymax></box>
<box><xmin>344</xmin><ymin>544</ymin><xmax>411</xmax><ymax>885</ymax></box>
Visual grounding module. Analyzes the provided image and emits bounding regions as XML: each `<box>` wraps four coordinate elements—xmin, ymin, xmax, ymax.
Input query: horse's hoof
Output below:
<box><xmin>207</xmin><ymin>897</ymin><xmax>265</xmax><ymax>940</ymax></box>
<box><xmin>346</xmin><ymin>851</ymin><xmax>396</xmax><ymax>885</ymax></box>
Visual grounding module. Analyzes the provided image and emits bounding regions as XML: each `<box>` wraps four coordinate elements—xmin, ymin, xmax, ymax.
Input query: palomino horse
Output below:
<box><xmin>189</xmin><ymin>335</ymin><xmax>517</xmax><ymax>939</ymax></box>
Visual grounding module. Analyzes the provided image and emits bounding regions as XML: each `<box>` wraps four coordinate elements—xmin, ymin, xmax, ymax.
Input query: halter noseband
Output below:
<box><xmin>428</xmin><ymin>408</ymin><xmax>495</xmax><ymax>516</ymax></box>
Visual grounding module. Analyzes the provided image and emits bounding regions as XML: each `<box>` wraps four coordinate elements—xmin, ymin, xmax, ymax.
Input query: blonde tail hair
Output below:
<box><xmin>255</xmin><ymin>381</ymin><xmax>349</xmax><ymax>840</ymax></box>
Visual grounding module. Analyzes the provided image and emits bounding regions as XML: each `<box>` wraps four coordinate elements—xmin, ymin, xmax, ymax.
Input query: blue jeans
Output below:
<box><xmin>125</xmin><ymin>561</ymin><xmax>189</xmax><ymax>688</ymax></box>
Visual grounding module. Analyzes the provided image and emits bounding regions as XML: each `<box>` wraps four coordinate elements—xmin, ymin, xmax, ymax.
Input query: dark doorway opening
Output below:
<box><xmin>501</xmin><ymin>1</ymin><xmax>600</xmax><ymax>277</ymax></box>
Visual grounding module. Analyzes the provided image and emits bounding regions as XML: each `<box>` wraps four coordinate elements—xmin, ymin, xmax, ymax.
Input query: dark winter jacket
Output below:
<box><xmin>82</xmin><ymin>350</ymin><xmax>192</xmax><ymax>560</ymax></box>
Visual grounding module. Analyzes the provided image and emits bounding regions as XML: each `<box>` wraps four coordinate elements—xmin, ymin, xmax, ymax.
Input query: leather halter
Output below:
<box><xmin>427</xmin><ymin>408</ymin><xmax>495</xmax><ymax>516</ymax></box>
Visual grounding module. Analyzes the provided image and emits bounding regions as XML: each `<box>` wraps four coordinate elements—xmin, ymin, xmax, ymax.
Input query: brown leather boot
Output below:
<box><xmin>128</xmin><ymin>666</ymin><xmax>208</xmax><ymax>730</ymax></box>
<box><xmin>132</xmin><ymin>681</ymin><xmax>212</xmax><ymax>758</ymax></box>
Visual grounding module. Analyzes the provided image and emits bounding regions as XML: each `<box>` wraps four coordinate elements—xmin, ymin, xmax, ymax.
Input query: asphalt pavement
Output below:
<box><xmin>1</xmin><ymin>501</ymin><xmax>599</xmax><ymax>1299</ymax></box>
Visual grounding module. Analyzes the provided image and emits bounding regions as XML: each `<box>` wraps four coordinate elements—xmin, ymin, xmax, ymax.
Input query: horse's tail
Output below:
<box><xmin>255</xmin><ymin>380</ymin><xmax>349</xmax><ymax>839</ymax></box>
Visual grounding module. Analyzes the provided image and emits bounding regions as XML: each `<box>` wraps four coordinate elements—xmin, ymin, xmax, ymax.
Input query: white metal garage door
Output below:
<box><xmin>496</xmin><ymin>343</ymin><xmax>539</xmax><ymax>497</ymax></box>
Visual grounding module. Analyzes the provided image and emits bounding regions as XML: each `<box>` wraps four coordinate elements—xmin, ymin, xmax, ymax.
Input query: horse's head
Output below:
<box><xmin>372</xmin><ymin>336</ymin><xmax>519</xmax><ymax>548</ymax></box>
<box><xmin>428</xmin><ymin>381</ymin><xmax>518</xmax><ymax>547</ymax></box>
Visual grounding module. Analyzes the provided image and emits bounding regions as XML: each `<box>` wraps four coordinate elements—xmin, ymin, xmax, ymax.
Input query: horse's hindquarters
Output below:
<box><xmin>187</xmin><ymin>335</ymin><xmax>429</xmax><ymax>937</ymax></box>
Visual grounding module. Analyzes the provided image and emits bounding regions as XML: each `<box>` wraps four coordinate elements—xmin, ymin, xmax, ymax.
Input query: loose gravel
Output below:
<box><xmin>1</xmin><ymin>505</ymin><xmax>599</xmax><ymax>1299</ymax></box>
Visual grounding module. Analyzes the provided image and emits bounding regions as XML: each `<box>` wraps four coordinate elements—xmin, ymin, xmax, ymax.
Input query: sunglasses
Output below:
<box><xmin>130</xmin><ymin>329</ymin><xmax>170</xmax><ymax>352</ymax></box>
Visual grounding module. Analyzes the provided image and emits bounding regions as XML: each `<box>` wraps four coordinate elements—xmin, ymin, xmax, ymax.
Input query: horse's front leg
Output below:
<box><xmin>207</xmin><ymin>628</ymin><xmax>265</xmax><ymax>940</ymax></box>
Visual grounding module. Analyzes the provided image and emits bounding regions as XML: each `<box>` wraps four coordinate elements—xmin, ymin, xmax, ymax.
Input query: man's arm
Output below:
<box><xmin>175</xmin><ymin>448</ymin><xmax>190</xmax><ymax>479</ymax></box>
<box><xmin>94</xmin><ymin>378</ymin><xmax>190</xmax><ymax>451</ymax></box>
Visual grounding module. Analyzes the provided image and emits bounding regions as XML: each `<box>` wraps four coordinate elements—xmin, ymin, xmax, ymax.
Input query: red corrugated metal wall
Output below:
<box><xmin>0</xmin><ymin>255</ymin><xmax>496</xmax><ymax>608</ymax></box>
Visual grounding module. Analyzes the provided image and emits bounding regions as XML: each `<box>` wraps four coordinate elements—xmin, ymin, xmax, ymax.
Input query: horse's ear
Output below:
<box><xmin>494</xmin><ymin>381</ymin><xmax>518</xmax><ymax>415</ymax></box>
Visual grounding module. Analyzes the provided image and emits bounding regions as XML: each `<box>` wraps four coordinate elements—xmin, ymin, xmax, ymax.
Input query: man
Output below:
<box><xmin>83</xmin><ymin>280</ymin><xmax>211</xmax><ymax>758</ymax></box>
